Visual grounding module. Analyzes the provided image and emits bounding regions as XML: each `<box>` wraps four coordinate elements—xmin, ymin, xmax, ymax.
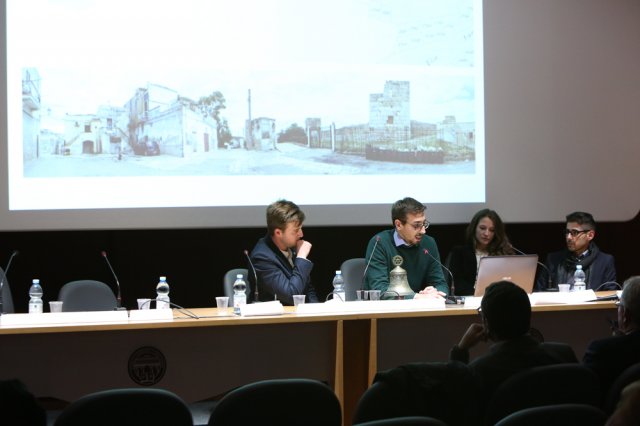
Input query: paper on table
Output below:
<box><xmin>529</xmin><ymin>290</ymin><xmax>598</xmax><ymax>305</ymax></box>
<box><xmin>239</xmin><ymin>300</ymin><xmax>284</xmax><ymax>316</ymax></box>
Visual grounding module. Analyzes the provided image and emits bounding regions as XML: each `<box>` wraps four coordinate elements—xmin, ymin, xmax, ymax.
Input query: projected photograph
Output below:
<box><xmin>8</xmin><ymin>0</ymin><xmax>484</xmax><ymax>209</ymax></box>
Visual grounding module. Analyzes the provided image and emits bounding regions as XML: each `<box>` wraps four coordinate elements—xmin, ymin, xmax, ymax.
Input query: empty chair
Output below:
<box><xmin>354</xmin><ymin>416</ymin><xmax>449</xmax><ymax>426</ymax></box>
<box><xmin>54</xmin><ymin>387</ymin><xmax>193</xmax><ymax>426</ymax></box>
<box><xmin>207</xmin><ymin>378</ymin><xmax>341</xmax><ymax>426</ymax></box>
<box><xmin>493</xmin><ymin>404</ymin><xmax>607</xmax><ymax>426</ymax></box>
<box><xmin>605</xmin><ymin>362</ymin><xmax>640</xmax><ymax>414</ymax></box>
<box><xmin>353</xmin><ymin>361</ymin><xmax>481</xmax><ymax>426</ymax></box>
<box><xmin>57</xmin><ymin>280</ymin><xmax>117</xmax><ymax>312</ymax></box>
<box><xmin>484</xmin><ymin>364</ymin><xmax>601</xmax><ymax>425</ymax></box>
<box><xmin>223</xmin><ymin>268</ymin><xmax>249</xmax><ymax>306</ymax></box>
<box><xmin>0</xmin><ymin>267</ymin><xmax>14</xmax><ymax>313</ymax></box>
<box><xmin>340</xmin><ymin>258</ymin><xmax>366</xmax><ymax>301</ymax></box>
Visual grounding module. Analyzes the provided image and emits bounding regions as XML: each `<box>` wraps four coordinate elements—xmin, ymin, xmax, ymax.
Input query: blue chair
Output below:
<box><xmin>57</xmin><ymin>280</ymin><xmax>117</xmax><ymax>312</ymax></box>
<box><xmin>340</xmin><ymin>258</ymin><xmax>366</xmax><ymax>301</ymax></box>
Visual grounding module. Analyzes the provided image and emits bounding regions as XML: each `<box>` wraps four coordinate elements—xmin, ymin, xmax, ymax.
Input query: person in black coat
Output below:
<box><xmin>446</xmin><ymin>209</ymin><xmax>514</xmax><ymax>296</ymax></box>
<box><xmin>536</xmin><ymin>211</ymin><xmax>616</xmax><ymax>290</ymax></box>
<box><xmin>450</xmin><ymin>281</ymin><xmax>577</xmax><ymax>403</ymax></box>
<box><xmin>583</xmin><ymin>276</ymin><xmax>640</xmax><ymax>394</ymax></box>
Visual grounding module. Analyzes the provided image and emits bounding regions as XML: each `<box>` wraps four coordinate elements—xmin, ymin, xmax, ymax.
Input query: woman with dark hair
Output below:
<box><xmin>446</xmin><ymin>209</ymin><xmax>514</xmax><ymax>296</ymax></box>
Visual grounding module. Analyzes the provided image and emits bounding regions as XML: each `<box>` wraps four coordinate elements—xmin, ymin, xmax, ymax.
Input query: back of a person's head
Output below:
<box><xmin>481</xmin><ymin>280</ymin><xmax>531</xmax><ymax>340</ymax></box>
<box><xmin>621</xmin><ymin>276</ymin><xmax>640</xmax><ymax>324</ymax></box>
<box><xmin>0</xmin><ymin>379</ymin><xmax>46</xmax><ymax>426</ymax></box>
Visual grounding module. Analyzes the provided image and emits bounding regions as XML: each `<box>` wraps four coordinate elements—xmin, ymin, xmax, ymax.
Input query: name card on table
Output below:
<box><xmin>529</xmin><ymin>290</ymin><xmax>598</xmax><ymax>305</ymax></box>
<box><xmin>296</xmin><ymin>298</ymin><xmax>445</xmax><ymax>315</ymax></box>
<box><xmin>0</xmin><ymin>310</ymin><xmax>129</xmax><ymax>327</ymax></box>
<box><xmin>128</xmin><ymin>308</ymin><xmax>174</xmax><ymax>321</ymax></box>
<box><xmin>239</xmin><ymin>301</ymin><xmax>284</xmax><ymax>317</ymax></box>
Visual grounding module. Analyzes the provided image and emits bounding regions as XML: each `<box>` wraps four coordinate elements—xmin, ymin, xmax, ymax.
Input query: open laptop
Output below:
<box><xmin>474</xmin><ymin>255</ymin><xmax>539</xmax><ymax>297</ymax></box>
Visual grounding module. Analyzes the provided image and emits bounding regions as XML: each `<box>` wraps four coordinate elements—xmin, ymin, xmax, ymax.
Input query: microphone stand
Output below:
<box><xmin>0</xmin><ymin>250</ymin><xmax>19</xmax><ymax>316</ymax></box>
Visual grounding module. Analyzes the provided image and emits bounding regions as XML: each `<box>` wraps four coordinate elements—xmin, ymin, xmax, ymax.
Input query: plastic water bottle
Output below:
<box><xmin>332</xmin><ymin>270</ymin><xmax>345</xmax><ymax>302</ymax></box>
<box><xmin>28</xmin><ymin>279</ymin><xmax>44</xmax><ymax>314</ymax></box>
<box><xmin>233</xmin><ymin>274</ymin><xmax>247</xmax><ymax>315</ymax></box>
<box><xmin>156</xmin><ymin>276</ymin><xmax>171</xmax><ymax>309</ymax></box>
<box><xmin>573</xmin><ymin>265</ymin><xmax>586</xmax><ymax>291</ymax></box>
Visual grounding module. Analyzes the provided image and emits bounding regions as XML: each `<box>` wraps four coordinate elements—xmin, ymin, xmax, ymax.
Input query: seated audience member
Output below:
<box><xmin>0</xmin><ymin>379</ymin><xmax>46</xmax><ymax>426</ymax></box>
<box><xmin>364</xmin><ymin>197</ymin><xmax>448</xmax><ymax>299</ymax></box>
<box><xmin>447</xmin><ymin>209</ymin><xmax>514</xmax><ymax>296</ymax></box>
<box><xmin>606</xmin><ymin>379</ymin><xmax>640</xmax><ymax>426</ymax></box>
<box><xmin>248</xmin><ymin>199</ymin><xmax>318</xmax><ymax>305</ymax></box>
<box><xmin>450</xmin><ymin>281</ymin><xmax>577</xmax><ymax>401</ymax></box>
<box><xmin>583</xmin><ymin>276</ymin><xmax>640</xmax><ymax>393</ymax></box>
<box><xmin>537</xmin><ymin>211</ymin><xmax>616</xmax><ymax>290</ymax></box>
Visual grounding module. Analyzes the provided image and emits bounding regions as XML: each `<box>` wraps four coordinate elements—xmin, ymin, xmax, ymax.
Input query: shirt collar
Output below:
<box><xmin>393</xmin><ymin>230</ymin><xmax>412</xmax><ymax>247</ymax></box>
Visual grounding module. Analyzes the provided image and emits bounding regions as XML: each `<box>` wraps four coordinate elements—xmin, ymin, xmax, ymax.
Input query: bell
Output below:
<box><xmin>387</xmin><ymin>256</ymin><xmax>415</xmax><ymax>299</ymax></box>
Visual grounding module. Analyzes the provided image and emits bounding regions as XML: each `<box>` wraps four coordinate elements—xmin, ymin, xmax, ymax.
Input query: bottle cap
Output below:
<box><xmin>336</xmin><ymin>270</ymin><xmax>341</xmax><ymax>274</ymax></box>
<box><xmin>236</xmin><ymin>274</ymin><xmax>243</xmax><ymax>279</ymax></box>
<box><xmin>32</xmin><ymin>279</ymin><xmax>40</xmax><ymax>284</ymax></box>
<box><xmin>159</xmin><ymin>276</ymin><xmax>167</xmax><ymax>281</ymax></box>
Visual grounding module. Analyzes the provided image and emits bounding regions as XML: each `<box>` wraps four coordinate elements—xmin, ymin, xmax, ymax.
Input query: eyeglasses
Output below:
<box><xmin>408</xmin><ymin>221</ymin><xmax>430</xmax><ymax>231</ymax></box>
<box><xmin>564</xmin><ymin>229</ymin><xmax>590</xmax><ymax>237</ymax></box>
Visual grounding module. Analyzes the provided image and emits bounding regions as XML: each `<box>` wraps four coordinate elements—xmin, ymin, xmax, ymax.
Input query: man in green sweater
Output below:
<box><xmin>364</xmin><ymin>197</ymin><xmax>448</xmax><ymax>299</ymax></box>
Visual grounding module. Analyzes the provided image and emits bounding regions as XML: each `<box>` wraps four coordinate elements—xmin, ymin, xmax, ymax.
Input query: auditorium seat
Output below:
<box><xmin>484</xmin><ymin>364</ymin><xmax>601</xmax><ymax>425</ymax></box>
<box><xmin>57</xmin><ymin>280</ymin><xmax>117</xmax><ymax>312</ymax></box>
<box><xmin>54</xmin><ymin>388</ymin><xmax>193</xmax><ymax>426</ymax></box>
<box><xmin>207</xmin><ymin>378</ymin><xmax>341</xmax><ymax>426</ymax></box>
<box><xmin>354</xmin><ymin>416</ymin><xmax>449</xmax><ymax>426</ymax></box>
<box><xmin>352</xmin><ymin>361</ymin><xmax>481</xmax><ymax>426</ymax></box>
<box><xmin>604</xmin><ymin>362</ymin><xmax>640</xmax><ymax>414</ymax></box>
<box><xmin>493</xmin><ymin>404</ymin><xmax>607</xmax><ymax>426</ymax></box>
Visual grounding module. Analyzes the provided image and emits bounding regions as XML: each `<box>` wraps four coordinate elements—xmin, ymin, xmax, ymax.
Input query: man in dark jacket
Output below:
<box><xmin>248</xmin><ymin>199</ymin><xmax>318</xmax><ymax>305</ymax></box>
<box><xmin>583</xmin><ymin>276</ymin><xmax>640</xmax><ymax>394</ymax></box>
<box><xmin>537</xmin><ymin>211</ymin><xmax>616</xmax><ymax>290</ymax></box>
<box><xmin>450</xmin><ymin>281</ymin><xmax>577</xmax><ymax>400</ymax></box>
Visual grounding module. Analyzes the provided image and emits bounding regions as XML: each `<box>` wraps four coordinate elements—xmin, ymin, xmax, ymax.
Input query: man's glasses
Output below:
<box><xmin>409</xmin><ymin>221</ymin><xmax>430</xmax><ymax>231</ymax></box>
<box><xmin>564</xmin><ymin>229</ymin><xmax>589</xmax><ymax>237</ymax></box>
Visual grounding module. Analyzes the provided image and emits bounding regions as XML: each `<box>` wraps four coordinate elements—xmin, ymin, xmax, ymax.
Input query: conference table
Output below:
<box><xmin>0</xmin><ymin>293</ymin><xmax>617</xmax><ymax>425</ymax></box>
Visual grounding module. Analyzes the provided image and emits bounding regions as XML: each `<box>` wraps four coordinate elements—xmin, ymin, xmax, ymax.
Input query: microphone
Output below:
<box><xmin>101</xmin><ymin>251</ymin><xmax>123</xmax><ymax>309</ymax></box>
<box><xmin>0</xmin><ymin>250</ymin><xmax>19</xmax><ymax>315</ymax></box>
<box><xmin>244</xmin><ymin>249</ymin><xmax>259</xmax><ymax>303</ymax></box>
<box><xmin>423</xmin><ymin>249</ymin><xmax>462</xmax><ymax>304</ymax></box>
<box><xmin>362</xmin><ymin>236</ymin><xmax>381</xmax><ymax>290</ymax></box>
<box><xmin>510</xmin><ymin>245</ymin><xmax>556</xmax><ymax>291</ymax></box>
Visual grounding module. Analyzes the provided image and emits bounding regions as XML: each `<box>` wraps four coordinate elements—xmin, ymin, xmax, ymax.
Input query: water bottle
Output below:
<box><xmin>332</xmin><ymin>270</ymin><xmax>345</xmax><ymax>302</ymax></box>
<box><xmin>573</xmin><ymin>265</ymin><xmax>586</xmax><ymax>291</ymax></box>
<box><xmin>232</xmin><ymin>274</ymin><xmax>247</xmax><ymax>315</ymax></box>
<box><xmin>28</xmin><ymin>279</ymin><xmax>44</xmax><ymax>314</ymax></box>
<box><xmin>156</xmin><ymin>276</ymin><xmax>171</xmax><ymax>309</ymax></box>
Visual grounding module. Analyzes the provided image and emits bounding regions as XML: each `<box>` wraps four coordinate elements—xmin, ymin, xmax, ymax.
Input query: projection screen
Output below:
<box><xmin>1</xmin><ymin>0</ymin><xmax>638</xmax><ymax>230</ymax></box>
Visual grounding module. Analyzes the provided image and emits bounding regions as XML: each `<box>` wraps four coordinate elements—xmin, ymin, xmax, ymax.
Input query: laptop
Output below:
<box><xmin>474</xmin><ymin>255</ymin><xmax>539</xmax><ymax>297</ymax></box>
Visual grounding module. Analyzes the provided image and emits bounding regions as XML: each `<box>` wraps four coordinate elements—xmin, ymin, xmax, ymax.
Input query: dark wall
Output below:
<box><xmin>1</xmin><ymin>211</ymin><xmax>638</xmax><ymax>312</ymax></box>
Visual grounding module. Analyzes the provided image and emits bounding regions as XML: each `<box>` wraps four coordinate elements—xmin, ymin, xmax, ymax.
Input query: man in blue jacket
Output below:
<box><xmin>537</xmin><ymin>211</ymin><xmax>616</xmax><ymax>290</ymax></box>
<box><xmin>248</xmin><ymin>199</ymin><xmax>318</xmax><ymax>305</ymax></box>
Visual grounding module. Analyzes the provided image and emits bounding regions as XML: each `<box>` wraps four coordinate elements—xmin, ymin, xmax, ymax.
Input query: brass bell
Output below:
<box><xmin>387</xmin><ymin>255</ymin><xmax>415</xmax><ymax>299</ymax></box>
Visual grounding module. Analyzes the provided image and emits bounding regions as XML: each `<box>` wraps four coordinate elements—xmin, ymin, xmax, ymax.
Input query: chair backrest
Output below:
<box><xmin>207</xmin><ymin>378</ymin><xmax>341</xmax><ymax>426</ymax></box>
<box><xmin>340</xmin><ymin>258</ymin><xmax>366</xmax><ymax>301</ymax></box>
<box><xmin>57</xmin><ymin>280</ymin><xmax>117</xmax><ymax>312</ymax></box>
<box><xmin>223</xmin><ymin>268</ymin><xmax>249</xmax><ymax>306</ymax></box>
<box><xmin>353</xmin><ymin>361</ymin><xmax>480</xmax><ymax>426</ymax></box>
<box><xmin>354</xmin><ymin>416</ymin><xmax>449</xmax><ymax>426</ymax></box>
<box><xmin>0</xmin><ymin>267</ymin><xmax>14</xmax><ymax>313</ymax></box>
<box><xmin>605</xmin><ymin>362</ymin><xmax>640</xmax><ymax>414</ymax></box>
<box><xmin>493</xmin><ymin>403</ymin><xmax>607</xmax><ymax>426</ymax></box>
<box><xmin>54</xmin><ymin>387</ymin><xmax>193</xmax><ymax>426</ymax></box>
<box><xmin>484</xmin><ymin>364</ymin><xmax>601</xmax><ymax>426</ymax></box>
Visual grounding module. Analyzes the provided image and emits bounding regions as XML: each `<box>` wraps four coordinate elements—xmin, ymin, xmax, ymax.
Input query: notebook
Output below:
<box><xmin>474</xmin><ymin>255</ymin><xmax>539</xmax><ymax>297</ymax></box>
